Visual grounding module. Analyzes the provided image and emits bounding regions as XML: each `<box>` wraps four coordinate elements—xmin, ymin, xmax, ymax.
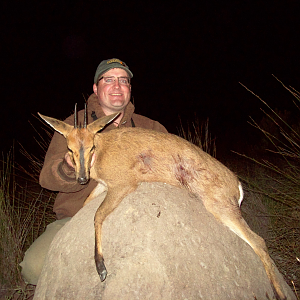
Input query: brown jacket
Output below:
<box><xmin>39</xmin><ymin>94</ymin><xmax>168</xmax><ymax>219</ymax></box>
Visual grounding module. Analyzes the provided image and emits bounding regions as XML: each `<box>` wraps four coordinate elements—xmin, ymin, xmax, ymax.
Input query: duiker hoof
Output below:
<box><xmin>96</xmin><ymin>259</ymin><xmax>107</xmax><ymax>282</ymax></box>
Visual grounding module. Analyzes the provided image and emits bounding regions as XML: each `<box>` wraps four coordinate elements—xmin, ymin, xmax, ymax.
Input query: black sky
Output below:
<box><xmin>1</xmin><ymin>1</ymin><xmax>300</xmax><ymax>160</ymax></box>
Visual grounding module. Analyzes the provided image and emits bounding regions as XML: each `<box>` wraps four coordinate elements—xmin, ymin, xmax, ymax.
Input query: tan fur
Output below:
<box><xmin>38</xmin><ymin>112</ymin><xmax>286</xmax><ymax>300</ymax></box>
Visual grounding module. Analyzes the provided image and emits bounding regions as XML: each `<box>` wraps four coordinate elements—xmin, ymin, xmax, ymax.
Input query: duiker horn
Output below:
<box><xmin>74</xmin><ymin>103</ymin><xmax>78</xmax><ymax>129</ymax></box>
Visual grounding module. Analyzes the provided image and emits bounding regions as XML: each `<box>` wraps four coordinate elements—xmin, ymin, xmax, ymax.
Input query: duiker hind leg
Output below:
<box><xmin>211</xmin><ymin>207</ymin><xmax>286</xmax><ymax>300</ymax></box>
<box><xmin>93</xmin><ymin>184</ymin><xmax>138</xmax><ymax>282</ymax></box>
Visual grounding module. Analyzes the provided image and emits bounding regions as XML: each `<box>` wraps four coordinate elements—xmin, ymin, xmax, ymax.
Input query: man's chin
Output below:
<box><xmin>110</xmin><ymin>100</ymin><xmax>127</xmax><ymax>108</ymax></box>
<box><xmin>111</xmin><ymin>105</ymin><xmax>125</xmax><ymax>110</ymax></box>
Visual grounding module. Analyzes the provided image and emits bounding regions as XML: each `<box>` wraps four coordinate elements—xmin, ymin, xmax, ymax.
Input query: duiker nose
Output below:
<box><xmin>78</xmin><ymin>177</ymin><xmax>89</xmax><ymax>185</ymax></box>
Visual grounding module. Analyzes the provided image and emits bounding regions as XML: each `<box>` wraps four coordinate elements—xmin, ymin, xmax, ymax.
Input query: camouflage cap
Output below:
<box><xmin>94</xmin><ymin>58</ymin><xmax>133</xmax><ymax>84</ymax></box>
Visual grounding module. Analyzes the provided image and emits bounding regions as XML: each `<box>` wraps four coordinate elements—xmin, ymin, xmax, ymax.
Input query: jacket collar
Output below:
<box><xmin>86</xmin><ymin>93</ymin><xmax>135</xmax><ymax>128</ymax></box>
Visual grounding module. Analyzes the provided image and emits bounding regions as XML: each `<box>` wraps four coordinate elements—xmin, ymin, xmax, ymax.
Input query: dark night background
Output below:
<box><xmin>1</xmin><ymin>0</ymin><xmax>300</xmax><ymax>162</ymax></box>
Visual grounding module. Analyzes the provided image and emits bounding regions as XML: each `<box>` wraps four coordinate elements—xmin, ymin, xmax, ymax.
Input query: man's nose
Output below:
<box><xmin>113</xmin><ymin>80</ymin><xmax>120</xmax><ymax>88</ymax></box>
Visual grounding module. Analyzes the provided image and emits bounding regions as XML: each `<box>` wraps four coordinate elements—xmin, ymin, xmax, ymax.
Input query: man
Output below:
<box><xmin>20</xmin><ymin>58</ymin><xmax>168</xmax><ymax>284</ymax></box>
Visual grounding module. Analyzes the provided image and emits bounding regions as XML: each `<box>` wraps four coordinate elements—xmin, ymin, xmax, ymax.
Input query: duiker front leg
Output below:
<box><xmin>83</xmin><ymin>183</ymin><xmax>108</xmax><ymax>206</ymax></box>
<box><xmin>94</xmin><ymin>184</ymin><xmax>138</xmax><ymax>282</ymax></box>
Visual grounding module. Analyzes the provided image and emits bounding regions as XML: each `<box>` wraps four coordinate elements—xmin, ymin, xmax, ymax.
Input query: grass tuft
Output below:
<box><xmin>177</xmin><ymin>116</ymin><xmax>216</xmax><ymax>157</ymax></box>
<box><xmin>0</xmin><ymin>143</ymin><xmax>55</xmax><ymax>298</ymax></box>
<box><xmin>237</xmin><ymin>77</ymin><xmax>300</xmax><ymax>294</ymax></box>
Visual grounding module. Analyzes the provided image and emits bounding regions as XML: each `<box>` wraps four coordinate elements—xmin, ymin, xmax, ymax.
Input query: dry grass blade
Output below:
<box><xmin>177</xmin><ymin>116</ymin><xmax>216</xmax><ymax>157</ymax></box>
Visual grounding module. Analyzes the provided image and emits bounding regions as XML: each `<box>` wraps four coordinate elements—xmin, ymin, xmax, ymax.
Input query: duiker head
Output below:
<box><xmin>38</xmin><ymin>104</ymin><xmax>119</xmax><ymax>184</ymax></box>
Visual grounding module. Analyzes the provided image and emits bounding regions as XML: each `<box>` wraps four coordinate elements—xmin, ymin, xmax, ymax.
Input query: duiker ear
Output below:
<box><xmin>38</xmin><ymin>113</ymin><xmax>73</xmax><ymax>137</ymax></box>
<box><xmin>87</xmin><ymin>113</ymin><xmax>120</xmax><ymax>134</ymax></box>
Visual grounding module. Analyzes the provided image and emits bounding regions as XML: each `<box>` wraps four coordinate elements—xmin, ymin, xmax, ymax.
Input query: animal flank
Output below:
<box><xmin>38</xmin><ymin>106</ymin><xmax>288</xmax><ymax>300</ymax></box>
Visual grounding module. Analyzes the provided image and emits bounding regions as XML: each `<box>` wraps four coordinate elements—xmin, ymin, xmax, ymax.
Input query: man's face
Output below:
<box><xmin>93</xmin><ymin>68</ymin><xmax>131</xmax><ymax>115</ymax></box>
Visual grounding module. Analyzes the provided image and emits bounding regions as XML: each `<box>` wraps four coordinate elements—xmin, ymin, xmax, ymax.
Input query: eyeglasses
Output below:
<box><xmin>98</xmin><ymin>76</ymin><xmax>131</xmax><ymax>86</ymax></box>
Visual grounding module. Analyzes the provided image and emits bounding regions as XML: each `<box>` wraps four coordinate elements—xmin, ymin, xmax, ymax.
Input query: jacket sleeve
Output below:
<box><xmin>151</xmin><ymin>121</ymin><xmax>168</xmax><ymax>134</ymax></box>
<box><xmin>131</xmin><ymin>114</ymin><xmax>168</xmax><ymax>133</ymax></box>
<box><xmin>39</xmin><ymin>127</ymin><xmax>89</xmax><ymax>193</ymax></box>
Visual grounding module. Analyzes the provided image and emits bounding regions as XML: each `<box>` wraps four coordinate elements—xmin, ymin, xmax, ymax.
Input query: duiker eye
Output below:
<box><xmin>90</xmin><ymin>146</ymin><xmax>95</xmax><ymax>152</ymax></box>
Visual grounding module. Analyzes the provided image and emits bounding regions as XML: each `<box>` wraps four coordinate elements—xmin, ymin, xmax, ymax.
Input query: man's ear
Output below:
<box><xmin>93</xmin><ymin>83</ymin><xmax>98</xmax><ymax>95</ymax></box>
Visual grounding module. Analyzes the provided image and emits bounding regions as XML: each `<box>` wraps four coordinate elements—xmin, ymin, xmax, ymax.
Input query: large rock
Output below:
<box><xmin>33</xmin><ymin>182</ymin><xmax>296</xmax><ymax>300</ymax></box>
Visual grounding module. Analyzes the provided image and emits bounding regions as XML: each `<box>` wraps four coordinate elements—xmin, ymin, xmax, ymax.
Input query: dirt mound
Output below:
<box><xmin>33</xmin><ymin>182</ymin><xmax>296</xmax><ymax>300</ymax></box>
